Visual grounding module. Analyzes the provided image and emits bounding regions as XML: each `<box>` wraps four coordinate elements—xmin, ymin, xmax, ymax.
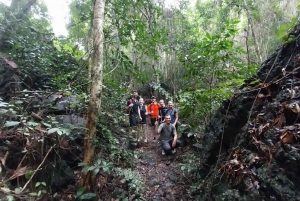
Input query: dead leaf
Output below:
<box><xmin>245</xmin><ymin>181</ymin><xmax>253</xmax><ymax>191</ymax></box>
<box><xmin>230</xmin><ymin>158</ymin><xmax>239</xmax><ymax>165</ymax></box>
<box><xmin>237</xmin><ymin>173</ymin><xmax>244</xmax><ymax>185</ymax></box>
<box><xmin>280</xmin><ymin>132</ymin><xmax>294</xmax><ymax>143</ymax></box>
<box><xmin>6</xmin><ymin>166</ymin><xmax>27</xmax><ymax>181</ymax></box>
<box><xmin>288</xmin><ymin>103</ymin><xmax>300</xmax><ymax>113</ymax></box>
<box><xmin>277</xmin><ymin>113</ymin><xmax>286</xmax><ymax>127</ymax></box>
<box><xmin>285</xmin><ymin>125</ymin><xmax>296</xmax><ymax>131</ymax></box>
<box><xmin>253</xmin><ymin>181</ymin><xmax>260</xmax><ymax>189</ymax></box>
<box><xmin>272</xmin><ymin>117</ymin><xmax>279</xmax><ymax>126</ymax></box>
<box><xmin>0</xmin><ymin>151</ymin><xmax>9</xmax><ymax>166</ymax></box>
<box><xmin>256</xmin><ymin>94</ymin><xmax>266</xmax><ymax>102</ymax></box>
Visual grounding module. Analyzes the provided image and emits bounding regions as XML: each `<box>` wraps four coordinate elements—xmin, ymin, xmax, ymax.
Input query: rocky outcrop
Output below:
<box><xmin>197</xmin><ymin>26</ymin><xmax>300</xmax><ymax>200</ymax></box>
<box><xmin>0</xmin><ymin>56</ymin><xmax>19</xmax><ymax>101</ymax></box>
<box><xmin>0</xmin><ymin>93</ymin><xmax>85</xmax><ymax>194</ymax></box>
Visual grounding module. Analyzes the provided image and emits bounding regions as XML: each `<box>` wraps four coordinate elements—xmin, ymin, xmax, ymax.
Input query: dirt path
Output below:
<box><xmin>134</xmin><ymin>125</ymin><xmax>193</xmax><ymax>201</ymax></box>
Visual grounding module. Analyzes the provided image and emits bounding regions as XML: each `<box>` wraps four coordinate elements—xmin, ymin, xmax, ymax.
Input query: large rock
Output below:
<box><xmin>196</xmin><ymin>26</ymin><xmax>300</xmax><ymax>200</ymax></box>
<box><xmin>0</xmin><ymin>56</ymin><xmax>19</xmax><ymax>100</ymax></box>
<box><xmin>55</xmin><ymin>114</ymin><xmax>86</xmax><ymax>140</ymax></box>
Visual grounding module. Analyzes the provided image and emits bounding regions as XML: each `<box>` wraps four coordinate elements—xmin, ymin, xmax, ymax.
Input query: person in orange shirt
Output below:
<box><xmin>147</xmin><ymin>96</ymin><xmax>161</xmax><ymax>141</ymax></box>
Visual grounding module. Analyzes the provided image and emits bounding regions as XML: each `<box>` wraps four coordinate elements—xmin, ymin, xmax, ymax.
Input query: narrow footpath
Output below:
<box><xmin>134</xmin><ymin>125</ymin><xmax>193</xmax><ymax>201</ymax></box>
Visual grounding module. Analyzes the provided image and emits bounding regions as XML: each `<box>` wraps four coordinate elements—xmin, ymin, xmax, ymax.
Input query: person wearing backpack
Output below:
<box><xmin>158</xmin><ymin>99</ymin><xmax>168</xmax><ymax>124</ymax></box>
<box><xmin>147</xmin><ymin>96</ymin><xmax>160</xmax><ymax>141</ymax></box>
<box><xmin>126</xmin><ymin>90</ymin><xmax>140</xmax><ymax>138</ymax></box>
<box><xmin>167</xmin><ymin>101</ymin><xmax>178</xmax><ymax>129</ymax></box>
<box><xmin>138</xmin><ymin>98</ymin><xmax>148</xmax><ymax>142</ymax></box>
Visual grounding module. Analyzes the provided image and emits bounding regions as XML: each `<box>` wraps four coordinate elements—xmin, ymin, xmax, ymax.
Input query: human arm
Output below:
<box><xmin>127</xmin><ymin>100</ymin><xmax>133</xmax><ymax>110</ymax></box>
<box><xmin>172</xmin><ymin>127</ymin><xmax>178</xmax><ymax>147</ymax></box>
<box><xmin>173</xmin><ymin>110</ymin><xmax>178</xmax><ymax>126</ymax></box>
<box><xmin>147</xmin><ymin>105</ymin><xmax>152</xmax><ymax>115</ymax></box>
<box><xmin>145</xmin><ymin>105</ymin><xmax>148</xmax><ymax>115</ymax></box>
<box><xmin>138</xmin><ymin>105</ymin><xmax>142</xmax><ymax>120</ymax></box>
<box><xmin>157</xmin><ymin>123</ymin><xmax>163</xmax><ymax>135</ymax></box>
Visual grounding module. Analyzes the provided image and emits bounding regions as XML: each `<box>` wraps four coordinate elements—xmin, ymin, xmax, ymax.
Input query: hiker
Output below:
<box><xmin>159</xmin><ymin>99</ymin><xmax>168</xmax><ymax>124</ymax></box>
<box><xmin>126</xmin><ymin>90</ymin><xmax>140</xmax><ymax>139</ymax></box>
<box><xmin>138</xmin><ymin>98</ymin><xmax>148</xmax><ymax>142</ymax></box>
<box><xmin>157</xmin><ymin>114</ymin><xmax>181</xmax><ymax>155</ymax></box>
<box><xmin>167</xmin><ymin>101</ymin><xmax>178</xmax><ymax>129</ymax></box>
<box><xmin>147</xmin><ymin>96</ymin><xmax>160</xmax><ymax>141</ymax></box>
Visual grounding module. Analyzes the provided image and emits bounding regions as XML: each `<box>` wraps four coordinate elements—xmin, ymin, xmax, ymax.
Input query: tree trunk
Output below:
<box><xmin>243</xmin><ymin>0</ymin><xmax>262</xmax><ymax>63</ymax></box>
<box><xmin>80</xmin><ymin>0</ymin><xmax>105</xmax><ymax>190</ymax></box>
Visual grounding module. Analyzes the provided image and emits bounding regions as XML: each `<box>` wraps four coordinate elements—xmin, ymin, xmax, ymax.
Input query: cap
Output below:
<box><xmin>151</xmin><ymin>96</ymin><xmax>156</xmax><ymax>99</ymax></box>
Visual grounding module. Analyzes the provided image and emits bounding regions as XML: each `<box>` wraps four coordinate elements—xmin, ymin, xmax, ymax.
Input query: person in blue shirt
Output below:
<box><xmin>167</xmin><ymin>101</ymin><xmax>178</xmax><ymax>129</ymax></box>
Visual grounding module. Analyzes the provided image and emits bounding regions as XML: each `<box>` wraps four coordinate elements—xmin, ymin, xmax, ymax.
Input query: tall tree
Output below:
<box><xmin>80</xmin><ymin>0</ymin><xmax>105</xmax><ymax>190</ymax></box>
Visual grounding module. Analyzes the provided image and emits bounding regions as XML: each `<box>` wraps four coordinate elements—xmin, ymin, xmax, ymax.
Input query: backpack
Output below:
<box><xmin>126</xmin><ymin>97</ymin><xmax>140</xmax><ymax>114</ymax></box>
<box><xmin>126</xmin><ymin>98</ymin><xmax>133</xmax><ymax>114</ymax></box>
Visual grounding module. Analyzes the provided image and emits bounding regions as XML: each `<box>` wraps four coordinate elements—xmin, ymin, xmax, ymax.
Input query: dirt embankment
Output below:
<box><xmin>196</xmin><ymin>26</ymin><xmax>300</xmax><ymax>201</ymax></box>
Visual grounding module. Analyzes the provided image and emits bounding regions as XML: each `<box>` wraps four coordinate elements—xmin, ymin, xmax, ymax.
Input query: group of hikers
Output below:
<box><xmin>126</xmin><ymin>90</ymin><xmax>181</xmax><ymax>155</ymax></box>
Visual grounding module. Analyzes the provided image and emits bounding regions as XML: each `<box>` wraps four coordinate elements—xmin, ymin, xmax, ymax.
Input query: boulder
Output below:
<box><xmin>0</xmin><ymin>56</ymin><xmax>19</xmax><ymax>101</ymax></box>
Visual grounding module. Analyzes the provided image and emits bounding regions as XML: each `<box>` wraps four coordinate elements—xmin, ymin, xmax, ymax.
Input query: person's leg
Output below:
<box><xmin>169</xmin><ymin>139</ymin><xmax>181</xmax><ymax>154</ymax></box>
<box><xmin>130</xmin><ymin>115</ymin><xmax>139</xmax><ymax>139</ymax></box>
<box><xmin>162</xmin><ymin>140</ymin><xmax>172</xmax><ymax>154</ymax></box>
<box><xmin>173</xmin><ymin>139</ymin><xmax>181</xmax><ymax>148</ymax></box>
<box><xmin>154</xmin><ymin>118</ymin><xmax>158</xmax><ymax>138</ymax></box>
<box><xmin>137</xmin><ymin>124</ymin><xmax>141</xmax><ymax>141</ymax></box>
<box><xmin>150</xmin><ymin>118</ymin><xmax>156</xmax><ymax>140</ymax></box>
<box><xmin>142</xmin><ymin>123</ymin><xmax>147</xmax><ymax>142</ymax></box>
<box><xmin>129</xmin><ymin>115</ymin><xmax>133</xmax><ymax>135</ymax></box>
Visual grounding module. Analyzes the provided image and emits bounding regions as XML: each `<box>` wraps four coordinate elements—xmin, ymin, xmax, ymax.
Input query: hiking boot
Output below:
<box><xmin>144</xmin><ymin>138</ymin><xmax>148</xmax><ymax>143</ymax></box>
<box><xmin>153</xmin><ymin>137</ymin><xmax>156</xmax><ymax>142</ymax></box>
<box><xmin>172</xmin><ymin>149</ymin><xmax>176</xmax><ymax>154</ymax></box>
<box><xmin>162</xmin><ymin>150</ymin><xmax>166</xmax><ymax>155</ymax></box>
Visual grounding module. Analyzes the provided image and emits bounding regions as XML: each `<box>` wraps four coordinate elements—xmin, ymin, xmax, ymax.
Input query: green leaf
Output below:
<box><xmin>87</xmin><ymin>166</ymin><xmax>96</xmax><ymax>171</ymax></box>
<box><xmin>42</xmin><ymin>122</ymin><xmax>51</xmax><ymax>128</ymax></box>
<box><xmin>35</xmin><ymin>182</ymin><xmax>41</xmax><ymax>187</ymax></box>
<box><xmin>76</xmin><ymin>187</ymin><xmax>85</xmax><ymax>196</ymax></box>
<box><xmin>80</xmin><ymin>193</ymin><xmax>96</xmax><ymax>200</ymax></box>
<box><xmin>205</xmin><ymin>32</ymin><xmax>211</xmax><ymax>39</ymax></box>
<box><xmin>14</xmin><ymin>187</ymin><xmax>22</xmax><ymax>194</ymax></box>
<box><xmin>6</xmin><ymin>195</ymin><xmax>15</xmax><ymax>201</ymax></box>
<box><xmin>82</xmin><ymin>166</ymin><xmax>90</xmax><ymax>173</ymax></box>
<box><xmin>4</xmin><ymin>121</ymin><xmax>20</xmax><ymax>128</ymax></box>
<box><xmin>29</xmin><ymin>192</ymin><xmax>38</xmax><ymax>196</ymax></box>
<box><xmin>14</xmin><ymin>100</ymin><xmax>23</xmax><ymax>105</ymax></box>
<box><xmin>48</xmin><ymin>128</ymin><xmax>60</xmax><ymax>134</ymax></box>
<box><xmin>78</xmin><ymin>162</ymin><xmax>87</xmax><ymax>167</ymax></box>
<box><xmin>26</xmin><ymin>121</ymin><xmax>40</xmax><ymax>127</ymax></box>
<box><xmin>25</xmin><ymin>170</ymin><xmax>33</xmax><ymax>179</ymax></box>
<box><xmin>249</xmin><ymin>80</ymin><xmax>260</xmax><ymax>85</ymax></box>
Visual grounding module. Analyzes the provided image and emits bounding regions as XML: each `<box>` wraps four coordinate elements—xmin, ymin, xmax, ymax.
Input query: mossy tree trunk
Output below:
<box><xmin>80</xmin><ymin>0</ymin><xmax>105</xmax><ymax>190</ymax></box>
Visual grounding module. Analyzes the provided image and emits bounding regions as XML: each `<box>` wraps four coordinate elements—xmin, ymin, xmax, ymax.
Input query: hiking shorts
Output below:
<box><xmin>139</xmin><ymin>115</ymin><xmax>146</xmax><ymax>124</ymax></box>
<box><xmin>150</xmin><ymin>117</ymin><xmax>158</xmax><ymax>126</ymax></box>
<box><xmin>129</xmin><ymin>114</ymin><xmax>139</xmax><ymax>127</ymax></box>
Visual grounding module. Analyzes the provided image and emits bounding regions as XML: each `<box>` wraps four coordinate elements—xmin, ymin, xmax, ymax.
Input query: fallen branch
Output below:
<box><xmin>20</xmin><ymin>145</ymin><xmax>55</xmax><ymax>193</ymax></box>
